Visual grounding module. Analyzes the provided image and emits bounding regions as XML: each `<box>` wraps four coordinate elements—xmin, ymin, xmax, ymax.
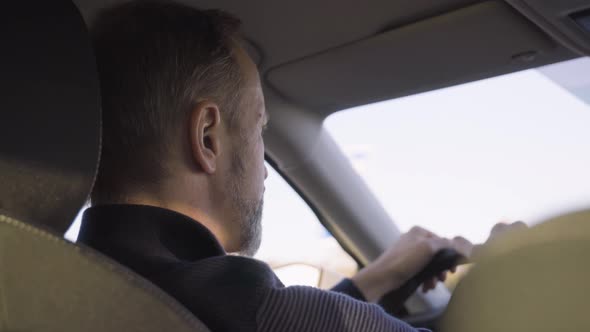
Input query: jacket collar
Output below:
<box><xmin>78</xmin><ymin>204</ymin><xmax>226</xmax><ymax>262</ymax></box>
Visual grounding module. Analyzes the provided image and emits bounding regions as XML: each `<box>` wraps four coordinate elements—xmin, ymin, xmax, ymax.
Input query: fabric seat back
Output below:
<box><xmin>441</xmin><ymin>209</ymin><xmax>590</xmax><ymax>332</ymax></box>
<box><xmin>0</xmin><ymin>1</ymin><xmax>210</xmax><ymax>331</ymax></box>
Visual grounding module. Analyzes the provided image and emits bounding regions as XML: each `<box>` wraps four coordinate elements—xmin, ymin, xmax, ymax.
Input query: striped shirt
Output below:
<box><xmin>79</xmin><ymin>204</ymin><xmax>429</xmax><ymax>332</ymax></box>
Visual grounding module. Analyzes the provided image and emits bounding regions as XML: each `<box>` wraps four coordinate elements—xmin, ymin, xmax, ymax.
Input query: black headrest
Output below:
<box><xmin>0</xmin><ymin>1</ymin><xmax>101</xmax><ymax>232</ymax></box>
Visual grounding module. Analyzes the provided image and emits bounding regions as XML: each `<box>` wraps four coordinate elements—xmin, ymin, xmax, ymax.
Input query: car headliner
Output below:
<box><xmin>75</xmin><ymin>0</ymin><xmax>582</xmax><ymax>116</ymax></box>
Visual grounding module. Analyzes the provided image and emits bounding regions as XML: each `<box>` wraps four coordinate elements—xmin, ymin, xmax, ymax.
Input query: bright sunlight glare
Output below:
<box><xmin>325</xmin><ymin>58</ymin><xmax>590</xmax><ymax>243</ymax></box>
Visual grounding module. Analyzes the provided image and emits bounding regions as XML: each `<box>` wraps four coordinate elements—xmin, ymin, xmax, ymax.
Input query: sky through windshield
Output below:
<box><xmin>325</xmin><ymin>57</ymin><xmax>590</xmax><ymax>243</ymax></box>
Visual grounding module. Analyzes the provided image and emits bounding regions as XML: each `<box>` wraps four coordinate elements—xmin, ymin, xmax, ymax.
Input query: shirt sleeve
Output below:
<box><xmin>330</xmin><ymin>278</ymin><xmax>367</xmax><ymax>302</ymax></box>
<box><xmin>257</xmin><ymin>285</ymin><xmax>430</xmax><ymax>332</ymax></box>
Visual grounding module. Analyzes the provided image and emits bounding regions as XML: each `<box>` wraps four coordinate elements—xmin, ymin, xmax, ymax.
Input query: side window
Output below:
<box><xmin>256</xmin><ymin>162</ymin><xmax>357</xmax><ymax>288</ymax></box>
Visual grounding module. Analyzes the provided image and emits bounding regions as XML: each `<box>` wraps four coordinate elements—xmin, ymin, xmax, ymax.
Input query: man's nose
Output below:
<box><xmin>264</xmin><ymin>165</ymin><xmax>268</xmax><ymax>180</ymax></box>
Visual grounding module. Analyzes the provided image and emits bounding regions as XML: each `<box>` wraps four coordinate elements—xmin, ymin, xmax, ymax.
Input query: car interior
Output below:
<box><xmin>1</xmin><ymin>0</ymin><xmax>589</xmax><ymax>331</ymax></box>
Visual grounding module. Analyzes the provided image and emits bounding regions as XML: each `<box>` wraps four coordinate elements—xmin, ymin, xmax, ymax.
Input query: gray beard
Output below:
<box><xmin>238</xmin><ymin>198</ymin><xmax>263</xmax><ymax>257</ymax></box>
<box><xmin>228</xmin><ymin>153</ymin><xmax>264</xmax><ymax>257</ymax></box>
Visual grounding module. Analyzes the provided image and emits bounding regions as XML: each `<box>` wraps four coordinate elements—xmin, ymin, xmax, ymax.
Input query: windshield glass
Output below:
<box><xmin>325</xmin><ymin>57</ymin><xmax>590</xmax><ymax>243</ymax></box>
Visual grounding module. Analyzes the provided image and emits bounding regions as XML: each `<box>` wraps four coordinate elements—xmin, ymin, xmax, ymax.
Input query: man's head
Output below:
<box><xmin>91</xmin><ymin>1</ymin><xmax>268</xmax><ymax>256</ymax></box>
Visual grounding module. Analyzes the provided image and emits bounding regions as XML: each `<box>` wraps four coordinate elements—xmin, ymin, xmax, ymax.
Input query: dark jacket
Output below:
<box><xmin>78</xmin><ymin>204</ymin><xmax>426</xmax><ymax>332</ymax></box>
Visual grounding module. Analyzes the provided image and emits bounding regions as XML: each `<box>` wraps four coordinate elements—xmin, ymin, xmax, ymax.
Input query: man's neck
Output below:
<box><xmin>101</xmin><ymin>194</ymin><xmax>231</xmax><ymax>252</ymax></box>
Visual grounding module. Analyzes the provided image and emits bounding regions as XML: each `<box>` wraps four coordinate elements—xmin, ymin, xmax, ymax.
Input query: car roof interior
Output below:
<box><xmin>76</xmin><ymin>0</ymin><xmax>587</xmax><ymax>114</ymax></box>
<box><xmin>74</xmin><ymin>0</ymin><xmax>590</xmax><ymax>316</ymax></box>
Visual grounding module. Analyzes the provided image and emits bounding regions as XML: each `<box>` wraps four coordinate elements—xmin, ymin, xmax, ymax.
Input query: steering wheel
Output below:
<box><xmin>379</xmin><ymin>249</ymin><xmax>466</xmax><ymax>322</ymax></box>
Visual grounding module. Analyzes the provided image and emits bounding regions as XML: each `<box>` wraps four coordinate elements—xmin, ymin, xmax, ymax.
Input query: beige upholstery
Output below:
<box><xmin>0</xmin><ymin>215</ymin><xmax>210</xmax><ymax>332</ymax></box>
<box><xmin>441</xmin><ymin>209</ymin><xmax>590</xmax><ymax>332</ymax></box>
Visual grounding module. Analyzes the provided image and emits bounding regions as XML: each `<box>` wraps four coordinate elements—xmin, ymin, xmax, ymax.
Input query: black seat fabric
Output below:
<box><xmin>0</xmin><ymin>1</ymin><xmax>209</xmax><ymax>331</ymax></box>
<box><xmin>0</xmin><ymin>1</ymin><xmax>100</xmax><ymax>232</ymax></box>
<box><xmin>441</xmin><ymin>209</ymin><xmax>590</xmax><ymax>332</ymax></box>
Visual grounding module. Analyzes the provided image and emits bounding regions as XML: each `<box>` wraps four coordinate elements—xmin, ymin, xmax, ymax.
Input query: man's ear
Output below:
<box><xmin>189</xmin><ymin>101</ymin><xmax>223</xmax><ymax>174</ymax></box>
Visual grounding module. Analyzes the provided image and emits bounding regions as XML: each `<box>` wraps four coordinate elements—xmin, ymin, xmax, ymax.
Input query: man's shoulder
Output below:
<box><xmin>162</xmin><ymin>255</ymin><xmax>283</xmax><ymax>291</ymax></box>
<box><xmin>149</xmin><ymin>256</ymin><xmax>422</xmax><ymax>332</ymax></box>
<box><xmin>150</xmin><ymin>255</ymin><xmax>282</xmax><ymax>331</ymax></box>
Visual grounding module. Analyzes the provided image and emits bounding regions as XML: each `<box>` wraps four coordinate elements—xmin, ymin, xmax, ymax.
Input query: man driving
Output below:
<box><xmin>78</xmin><ymin>2</ymin><xmax>522</xmax><ymax>331</ymax></box>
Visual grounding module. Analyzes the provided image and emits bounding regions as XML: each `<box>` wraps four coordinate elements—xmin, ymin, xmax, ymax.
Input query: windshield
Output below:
<box><xmin>325</xmin><ymin>57</ymin><xmax>590</xmax><ymax>243</ymax></box>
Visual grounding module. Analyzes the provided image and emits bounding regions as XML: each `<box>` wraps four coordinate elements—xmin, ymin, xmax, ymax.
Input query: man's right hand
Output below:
<box><xmin>351</xmin><ymin>226</ymin><xmax>472</xmax><ymax>303</ymax></box>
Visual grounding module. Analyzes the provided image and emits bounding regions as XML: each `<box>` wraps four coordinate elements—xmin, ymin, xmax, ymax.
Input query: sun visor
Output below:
<box><xmin>266</xmin><ymin>1</ymin><xmax>573</xmax><ymax>114</ymax></box>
